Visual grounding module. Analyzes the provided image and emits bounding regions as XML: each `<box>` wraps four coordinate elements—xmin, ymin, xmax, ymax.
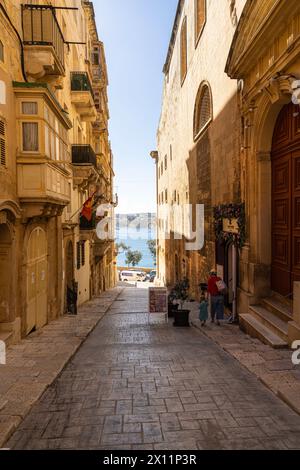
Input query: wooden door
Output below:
<box><xmin>26</xmin><ymin>227</ymin><xmax>47</xmax><ymax>334</ymax></box>
<box><xmin>272</xmin><ymin>103</ymin><xmax>300</xmax><ymax>297</ymax></box>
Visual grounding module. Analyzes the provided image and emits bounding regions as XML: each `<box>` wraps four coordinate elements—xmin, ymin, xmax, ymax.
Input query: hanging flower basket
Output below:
<box><xmin>213</xmin><ymin>203</ymin><xmax>246</xmax><ymax>248</ymax></box>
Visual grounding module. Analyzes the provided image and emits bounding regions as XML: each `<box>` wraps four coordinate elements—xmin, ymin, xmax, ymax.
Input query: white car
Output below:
<box><xmin>120</xmin><ymin>271</ymin><xmax>146</xmax><ymax>282</ymax></box>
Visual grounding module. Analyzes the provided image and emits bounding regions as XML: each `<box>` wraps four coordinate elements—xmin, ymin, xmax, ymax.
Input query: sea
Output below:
<box><xmin>115</xmin><ymin>213</ymin><xmax>156</xmax><ymax>269</ymax></box>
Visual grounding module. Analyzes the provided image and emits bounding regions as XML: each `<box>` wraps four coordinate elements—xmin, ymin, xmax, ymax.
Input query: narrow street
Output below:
<box><xmin>6</xmin><ymin>287</ymin><xmax>300</xmax><ymax>450</ymax></box>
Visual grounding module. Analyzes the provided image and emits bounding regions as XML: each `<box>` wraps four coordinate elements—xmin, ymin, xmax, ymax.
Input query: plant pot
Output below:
<box><xmin>168</xmin><ymin>303</ymin><xmax>178</xmax><ymax>318</ymax></box>
<box><xmin>173</xmin><ymin>309</ymin><xmax>190</xmax><ymax>327</ymax></box>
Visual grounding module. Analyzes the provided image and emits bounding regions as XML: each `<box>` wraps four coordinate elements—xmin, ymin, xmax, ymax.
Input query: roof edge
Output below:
<box><xmin>163</xmin><ymin>0</ymin><xmax>185</xmax><ymax>75</ymax></box>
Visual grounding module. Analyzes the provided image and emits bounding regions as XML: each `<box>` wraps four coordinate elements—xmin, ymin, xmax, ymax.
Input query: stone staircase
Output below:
<box><xmin>239</xmin><ymin>295</ymin><xmax>292</xmax><ymax>349</ymax></box>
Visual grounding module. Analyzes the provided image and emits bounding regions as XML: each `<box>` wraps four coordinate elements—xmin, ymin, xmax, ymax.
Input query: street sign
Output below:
<box><xmin>149</xmin><ymin>287</ymin><xmax>167</xmax><ymax>313</ymax></box>
<box><xmin>149</xmin><ymin>287</ymin><xmax>168</xmax><ymax>316</ymax></box>
<box><xmin>223</xmin><ymin>218</ymin><xmax>239</xmax><ymax>234</ymax></box>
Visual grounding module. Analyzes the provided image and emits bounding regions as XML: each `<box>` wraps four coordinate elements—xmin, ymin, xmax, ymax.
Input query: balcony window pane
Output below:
<box><xmin>22</xmin><ymin>122</ymin><xmax>38</xmax><ymax>151</ymax></box>
<box><xmin>56</xmin><ymin>136</ymin><xmax>60</xmax><ymax>160</ymax></box>
<box><xmin>44</xmin><ymin>105</ymin><xmax>49</xmax><ymax>122</ymax></box>
<box><xmin>45</xmin><ymin>124</ymin><xmax>50</xmax><ymax>157</ymax></box>
<box><xmin>50</xmin><ymin>130</ymin><xmax>55</xmax><ymax>159</ymax></box>
<box><xmin>22</xmin><ymin>102</ymin><xmax>38</xmax><ymax>115</ymax></box>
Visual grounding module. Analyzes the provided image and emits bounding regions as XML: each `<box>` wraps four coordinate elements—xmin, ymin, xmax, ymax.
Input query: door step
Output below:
<box><xmin>239</xmin><ymin>314</ymin><xmax>288</xmax><ymax>349</ymax></box>
<box><xmin>249</xmin><ymin>305</ymin><xmax>288</xmax><ymax>341</ymax></box>
<box><xmin>261</xmin><ymin>297</ymin><xmax>292</xmax><ymax>323</ymax></box>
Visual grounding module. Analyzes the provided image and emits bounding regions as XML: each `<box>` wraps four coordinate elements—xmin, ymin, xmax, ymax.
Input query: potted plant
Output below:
<box><xmin>168</xmin><ymin>288</ymin><xmax>179</xmax><ymax>318</ymax></box>
<box><xmin>172</xmin><ymin>278</ymin><xmax>191</xmax><ymax>327</ymax></box>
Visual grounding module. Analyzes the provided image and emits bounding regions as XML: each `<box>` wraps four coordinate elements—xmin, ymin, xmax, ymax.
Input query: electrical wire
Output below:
<box><xmin>0</xmin><ymin>3</ymin><xmax>27</xmax><ymax>82</ymax></box>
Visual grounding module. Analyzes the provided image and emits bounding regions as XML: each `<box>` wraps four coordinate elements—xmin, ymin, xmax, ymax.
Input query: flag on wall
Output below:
<box><xmin>81</xmin><ymin>192</ymin><xmax>96</xmax><ymax>222</ymax></box>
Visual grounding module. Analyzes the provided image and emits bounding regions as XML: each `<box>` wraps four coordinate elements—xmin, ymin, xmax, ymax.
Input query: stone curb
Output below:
<box><xmin>190</xmin><ymin>319</ymin><xmax>300</xmax><ymax>417</ymax></box>
<box><xmin>0</xmin><ymin>287</ymin><xmax>123</xmax><ymax>448</ymax></box>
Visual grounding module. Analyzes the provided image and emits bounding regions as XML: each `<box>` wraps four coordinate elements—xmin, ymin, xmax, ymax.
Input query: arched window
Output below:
<box><xmin>193</xmin><ymin>82</ymin><xmax>212</xmax><ymax>140</ymax></box>
<box><xmin>195</xmin><ymin>0</ymin><xmax>206</xmax><ymax>45</ymax></box>
<box><xmin>180</xmin><ymin>17</ymin><xmax>187</xmax><ymax>85</ymax></box>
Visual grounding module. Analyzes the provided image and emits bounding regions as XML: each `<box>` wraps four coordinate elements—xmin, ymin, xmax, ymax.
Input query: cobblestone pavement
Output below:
<box><xmin>6</xmin><ymin>287</ymin><xmax>300</xmax><ymax>450</ymax></box>
<box><xmin>189</xmin><ymin>303</ymin><xmax>300</xmax><ymax>415</ymax></box>
<box><xmin>0</xmin><ymin>288</ymin><xmax>122</xmax><ymax>447</ymax></box>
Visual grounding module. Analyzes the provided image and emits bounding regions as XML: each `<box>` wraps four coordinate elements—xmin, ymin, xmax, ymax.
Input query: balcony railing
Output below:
<box><xmin>72</xmin><ymin>145</ymin><xmax>97</xmax><ymax>167</ymax></box>
<box><xmin>80</xmin><ymin>211</ymin><xmax>96</xmax><ymax>231</ymax></box>
<box><xmin>71</xmin><ymin>72</ymin><xmax>94</xmax><ymax>99</ymax></box>
<box><xmin>22</xmin><ymin>4</ymin><xmax>65</xmax><ymax>70</ymax></box>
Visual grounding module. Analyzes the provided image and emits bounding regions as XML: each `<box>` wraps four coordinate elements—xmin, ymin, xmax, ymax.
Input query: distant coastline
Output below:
<box><xmin>115</xmin><ymin>213</ymin><xmax>156</xmax><ymax>269</ymax></box>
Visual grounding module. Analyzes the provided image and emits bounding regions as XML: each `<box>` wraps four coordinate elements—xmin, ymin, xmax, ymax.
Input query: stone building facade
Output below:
<box><xmin>156</xmin><ymin>0</ymin><xmax>300</xmax><ymax>347</ymax></box>
<box><xmin>0</xmin><ymin>0</ymin><xmax>116</xmax><ymax>345</ymax></box>
<box><xmin>156</xmin><ymin>0</ymin><xmax>246</xmax><ymax>304</ymax></box>
<box><xmin>226</xmin><ymin>0</ymin><xmax>300</xmax><ymax>345</ymax></box>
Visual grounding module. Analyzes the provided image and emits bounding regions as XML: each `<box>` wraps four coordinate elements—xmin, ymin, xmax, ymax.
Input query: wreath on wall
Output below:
<box><xmin>214</xmin><ymin>203</ymin><xmax>246</xmax><ymax>248</ymax></box>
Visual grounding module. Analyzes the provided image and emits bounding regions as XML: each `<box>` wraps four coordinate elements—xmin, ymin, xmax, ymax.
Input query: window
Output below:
<box><xmin>77</xmin><ymin>242</ymin><xmax>81</xmax><ymax>270</ymax></box>
<box><xmin>165</xmin><ymin>189</ymin><xmax>168</xmax><ymax>203</ymax></box>
<box><xmin>193</xmin><ymin>82</ymin><xmax>212</xmax><ymax>140</ymax></box>
<box><xmin>0</xmin><ymin>41</ymin><xmax>4</xmax><ymax>62</ymax></box>
<box><xmin>22</xmin><ymin>102</ymin><xmax>38</xmax><ymax>115</ymax></box>
<box><xmin>22</xmin><ymin>122</ymin><xmax>39</xmax><ymax>151</ymax></box>
<box><xmin>164</xmin><ymin>155</ymin><xmax>167</xmax><ymax>171</ymax></box>
<box><xmin>161</xmin><ymin>161</ymin><xmax>163</xmax><ymax>176</ymax></box>
<box><xmin>180</xmin><ymin>17</ymin><xmax>187</xmax><ymax>84</ymax></box>
<box><xmin>0</xmin><ymin>119</ymin><xmax>6</xmax><ymax>167</ymax></box>
<box><xmin>170</xmin><ymin>145</ymin><xmax>173</xmax><ymax>161</ymax></box>
<box><xmin>81</xmin><ymin>241</ymin><xmax>86</xmax><ymax>267</ymax></box>
<box><xmin>44</xmin><ymin>105</ymin><xmax>69</xmax><ymax>162</ymax></box>
<box><xmin>195</xmin><ymin>0</ymin><xmax>206</xmax><ymax>45</ymax></box>
<box><xmin>92</xmin><ymin>47</ymin><xmax>100</xmax><ymax>65</ymax></box>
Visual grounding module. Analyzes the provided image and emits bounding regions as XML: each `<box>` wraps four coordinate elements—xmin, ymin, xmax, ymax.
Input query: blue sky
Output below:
<box><xmin>94</xmin><ymin>0</ymin><xmax>178</xmax><ymax>214</ymax></box>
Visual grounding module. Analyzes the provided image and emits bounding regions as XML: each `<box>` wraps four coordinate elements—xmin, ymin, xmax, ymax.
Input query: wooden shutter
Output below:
<box><xmin>0</xmin><ymin>119</ymin><xmax>6</xmax><ymax>166</ymax></box>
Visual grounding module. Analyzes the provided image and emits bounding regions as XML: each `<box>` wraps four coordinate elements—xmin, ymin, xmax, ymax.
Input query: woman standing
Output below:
<box><xmin>207</xmin><ymin>270</ymin><xmax>225</xmax><ymax>326</ymax></box>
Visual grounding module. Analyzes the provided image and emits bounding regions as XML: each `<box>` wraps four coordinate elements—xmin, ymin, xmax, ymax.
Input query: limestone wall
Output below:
<box><xmin>157</xmin><ymin>0</ymin><xmax>246</xmax><ymax>294</ymax></box>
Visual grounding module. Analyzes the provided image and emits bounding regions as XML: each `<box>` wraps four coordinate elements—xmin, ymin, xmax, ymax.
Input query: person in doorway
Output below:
<box><xmin>207</xmin><ymin>270</ymin><xmax>225</xmax><ymax>326</ymax></box>
<box><xmin>199</xmin><ymin>293</ymin><xmax>209</xmax><ymax>327</ymax></box>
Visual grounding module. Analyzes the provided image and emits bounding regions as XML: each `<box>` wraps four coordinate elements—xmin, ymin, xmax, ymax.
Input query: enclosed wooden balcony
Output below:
<box><xmin>17</xmin><ymin>161</ymin><xmax>71</xmax><ymax>218</ymax></box>
<box><xmin>22</xmin><ymin>5</ymin><xmax>65</xmax><ymax>79</ymax></box>
<box><xmin>71</xmin><ymin>72</ymin><xmax>97</xmax><ymax>122</ymax></box>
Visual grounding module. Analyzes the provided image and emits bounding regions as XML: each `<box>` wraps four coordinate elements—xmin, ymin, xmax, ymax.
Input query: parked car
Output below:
<box><xmin>120</xmin><ymin>271</ymin><xmax>146</xmax><ymax>282</ymax></box>
<box><xmin>149</xmin><ymin>270</ymin><xmax>157</xmax><ymax>282</ymax></box>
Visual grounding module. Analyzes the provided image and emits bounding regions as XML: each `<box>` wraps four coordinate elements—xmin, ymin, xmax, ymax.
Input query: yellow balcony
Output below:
<box><xmin>14</xmin><ymin>82</ymin><xmax>72</xmax><ymax>218</ymax></box>
<box><xmin>22</xmin><ymin>5</ymin><xmax>65</xmax><ymax>79</ymax></box>
<box><xmin>17</xmin><ymin>160</ymin><xmax>71</xmax><ymax>218</ymax></box>
<box><xmin>71</xmin><ymin>72</ymin><xmax>97</xmax><ymax>122</ymax></box>
<box><xmin>94</xmin><ymin>240</ymin><xmax>111</xmax><ymax>259</ymax></box>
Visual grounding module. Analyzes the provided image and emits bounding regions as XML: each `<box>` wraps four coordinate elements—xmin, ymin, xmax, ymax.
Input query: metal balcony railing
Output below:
<box><xmin>71</xmin><ymin>72</ymin><xmax>94</xmax><ymax>99</ymax></box>
<box><xmin>80</xmin><ymin>211</ymin><xmax>96</xmax><ymax>231</ymax></box>
<box><xmin>22</xmin><ymin>4</ymin><xmax>65</xmax><ymax>69</ymax></box>
<box><xmin>72</xmin><ymin>145</ymin><xmax>97</xmax><ymax>167</ymax></box>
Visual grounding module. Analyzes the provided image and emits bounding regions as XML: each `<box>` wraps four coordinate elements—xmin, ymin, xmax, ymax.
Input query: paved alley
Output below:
<box><xmin>7</xmin><ymin>287</ymin><xmax>300</xmax><ymax>450</ymax></box>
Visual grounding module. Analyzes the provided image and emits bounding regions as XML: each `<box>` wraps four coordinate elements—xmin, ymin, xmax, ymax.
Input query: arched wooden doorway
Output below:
<box><xmin>0</xmin><ymin>223</ymin><xmax>12</xmax><ymax>323</ymax></box>
<box><xmin>271</xmin><ymin>102</ymin><xmax>300</xmax><ymax>298</ymax></box>
<box><xmin>26</xmin><ymin>227</ymin><xmax>47</xmax><ymax>335</ymax></box>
